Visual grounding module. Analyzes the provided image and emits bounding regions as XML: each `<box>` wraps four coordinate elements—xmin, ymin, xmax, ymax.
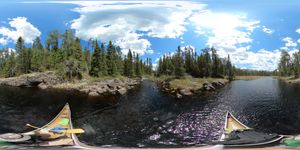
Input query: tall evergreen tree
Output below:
<box><xmin>226</xmin><ymin>54</ymin><xmax>234</xmax><ymax>80</ymax></box>
<box><xmin>174</xmin><ymin>46</ymin><xmax>185</xmax><ymax>78</ymax></box>
<box><xmin>211</xmin><ymin>47</ymin><xmax>219</xmax><ymax>77</ymax></box>
<box><xmin>31</xmin><ymin>37</ymin><xmax>44</xmax><ymax>72</ymax></box>
<box><xmin>99</xmin><ymin>43</ymin><xmax>108</xmax><ymax>76</ymax></box>
<box><xmin>278</xmin><ymin>50</ymin><xmax>291</xmax><ymax>76</ymax></box>
<box><xmin>73</xmin><ymin>37</ymin><xmax>82</xmax><ymax>61</ymax></box>
<box><xmin>106</xmin><ymin>41</ymin><xmax>117</xmax><ymax>76</ymax></box>
<box><xmin>89</xmin><ymin>40</ymin><xmax>101</xmax><ymax>77</ymax></box>
<box><xmin>16</xmin><ymin>37</ymin><xmax>30</xmax><ymax>74</ymax></box>
<box><xmin>202</xmin><ymin>48</ymin><xmax>211</xmax><ymax>77</ymax></box>
<box><xmin>135</xmin><ymin>54</ymin><xmax>142</xmax><ymax>77</ymax></box>
<box><xmin>124</xmin><ymin>49</ymin><xmax>134</xmax><ymax>77</ymax></box>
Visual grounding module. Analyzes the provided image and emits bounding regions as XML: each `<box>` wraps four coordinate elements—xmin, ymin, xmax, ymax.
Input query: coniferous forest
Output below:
<box><xmin>0</xmin><ymin>29</ymin><xmax>274</xmax><ymax>81</ymax></box>
<box><xmin>0</xmin><ymin>30</ymin><xmax>153</xmax><ymax>80</ymax></box>
<box><xmin>157</xmin><ymin>46</ymin><xmax>235</xmax><ymax>80</ymax></box>
<box><xmin>277</xmin><ymin>50</ymin><xmax>300</xmax><ymax>78</ymax></box>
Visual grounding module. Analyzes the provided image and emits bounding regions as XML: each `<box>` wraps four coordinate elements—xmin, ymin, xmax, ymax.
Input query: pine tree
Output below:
<box><xmin>226</xmin><ymin>54</ymin><xmax>234</xmax><ymax>80</ymax></box>
<box><xmin>135</xmin><ymin>54</ymin><xmax>142</xmax><ymax>77</ymax></box>
<box><xmin>61</xmin><ymin>30</ymin><xmax>75</xmax><ymax>58</ymax></box>
<box><xmin>211</xmin><ymin>47</ymin><xmax>219</xmax><ymax>77</ymax></box>
<box><xmin>292</xmin><ymin>50</ymin><xmax>300</xmax><ymax>78</ymax></box>
<box><xmin>106</xmin><ymin>41</ymin><xmax>117</xmax><ymax>76</ymax></box>
<box><xmin>99</xmin><ymin>43</ymin><xmax>108</xmax><ymax>76</ymax></box>
<box><xmin>174</xmin><ymin>46</ymin><xmax>185</xmax><ymax>78</ymax></box>
<box><xmin>3</xmin><ymin>53</ymin><xmax>17</xmax><ymax>77</ymax></box>
<box><xmin>89</xmin><ymin>40</ymin><xmax>101</xmax><ymax>77</ymax></box>
<box><xmin>31</xmin><ymin>37</ymin><xmax>44</xmax><ymax>72</ymax></box>
<box><xmin>124</xmin><ymin>49</ymin><xmax>134</xmax><ymax>77</ymax></box>
<box><xmin>16</xmin><ymin>37</ymin><xmax>29</xmax><ymax>74</ymax></box>
<box><xmin>202</xmin><ymin>48</ymin><xmax>211</xmax><ymax>77</ymax></box>
<box><xmin>82</xmin><ymin>47</ymin><xmax>91</xmax><ymax>73</ymax></box>
<box><xmin>278</xmin><ymin>50</ymin><xmax>291</xmax><ymax>76</ymax></box>
<box><xmin>73</xmin><ymin>37</ymin><xmax>82</xmax><ymax>62</ymax></box>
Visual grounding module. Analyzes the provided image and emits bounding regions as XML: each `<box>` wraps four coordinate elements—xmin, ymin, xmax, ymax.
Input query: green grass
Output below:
<box><xmin>234</xmin><ymin>76</ymin><xmax>263</xmax><ymax>80</ymax></box>
<box><xmin>168</xmin><ymin>76</ymin><xmax>227</xmax><ymax>90</ymax></box>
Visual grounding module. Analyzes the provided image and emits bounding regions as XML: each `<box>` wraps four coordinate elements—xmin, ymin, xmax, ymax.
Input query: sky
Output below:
<box><xmin>1</xmin><ymin>0</ymin><xmax>300</xmax><ymax>71</ymax></box>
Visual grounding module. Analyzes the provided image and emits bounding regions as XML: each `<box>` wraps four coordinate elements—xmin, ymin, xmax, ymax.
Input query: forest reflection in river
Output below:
<box><xmin>0</xmin><ymin>77</ymin><xmax>300</xmax><ymax>148</ymax></box>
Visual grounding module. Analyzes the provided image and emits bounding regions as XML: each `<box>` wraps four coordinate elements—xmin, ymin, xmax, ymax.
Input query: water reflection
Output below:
<box><xmin>0</xmin><ymin>77</ymin><xmax>300</xmax><ymax>148</ymax></box>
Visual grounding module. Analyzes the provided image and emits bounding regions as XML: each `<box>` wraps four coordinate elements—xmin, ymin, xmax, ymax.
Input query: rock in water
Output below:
<box><xmin>88</xmin><ymin>92</ymin><xmax>99</xmax><ymax>97</ymax></box>
<box><xmin>179</xmin><ymin>89</ymin><xmax>193</xmax><ymax>96</ymax></box>
<box><xmin>117</xmin><ymin>88</ymin><xmax>127</xmax><ymax>95</ymax></box>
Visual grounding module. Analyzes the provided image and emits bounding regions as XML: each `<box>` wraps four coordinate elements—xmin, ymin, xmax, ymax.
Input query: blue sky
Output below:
<box><xmin>1</xmin><ymin>0</ymin><xmax>300</xmax><ymax>70</ymax></box>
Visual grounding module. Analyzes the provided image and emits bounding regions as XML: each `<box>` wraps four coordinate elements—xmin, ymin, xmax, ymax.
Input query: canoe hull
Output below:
<box><xmin>220</xmin><ymin>112</ymin><xmax>283</xmax><ymax>147</ymax></box>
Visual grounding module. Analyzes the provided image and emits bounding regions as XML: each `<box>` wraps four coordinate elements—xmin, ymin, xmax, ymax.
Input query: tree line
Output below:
<box><xmin>277</xmin><ymin>50</ymin><xmax>300</xmax><ymax>78</ymax></box>
<box><xmin>157</xmin><ymin>46</ymin><xmax>234</xmax><ymax>80</ymax></box>
<box><xmin>0</xmin><ymin>30</ymin><xmax>152</xmax><ymax>80</ymax></box>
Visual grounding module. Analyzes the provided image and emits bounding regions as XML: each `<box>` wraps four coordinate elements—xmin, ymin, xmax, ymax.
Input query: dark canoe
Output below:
<box><xmin>219</xmin><ymin>112</ymin><xmax>284</xmax><ymax>147</ymax></box>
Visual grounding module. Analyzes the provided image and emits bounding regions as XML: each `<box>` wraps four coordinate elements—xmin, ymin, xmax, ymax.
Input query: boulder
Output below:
<box><xmin>176</xmin><ymin>93</ymin><xmax>183</xmax><ymax>99</ymax></box>
<box><xmin>179</xmin><ymin>89</ymin><xmax>193</xmax><ymax>96</ymax></box>
<box><xmin>117</xmin><ymin>88</ymin><xmax>127</xmax><ymax>95</ymax></box>
<box><xmin>37</xmin><ymin>83</ymin><xmax>48</xmax><ymax>89</ymax></box>
<box><xmin>88</xmin><ymin>91</ymin><xmax>99</xmax><ymax>97</ymax></box>
<box><xmin>79</xmin><ymin>88</ymin><xmax>90</xmax><ymax>94</ymax></box>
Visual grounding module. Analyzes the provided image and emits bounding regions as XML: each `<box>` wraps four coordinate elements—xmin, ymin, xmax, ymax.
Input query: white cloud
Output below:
<box><xmin>296</xmin><ymin>28</ymin><xmax>300</xmax><ymax>34</ymax></box>
<box><xmin>282</xmin><ymin>37</ymin><xmax>297</xmax><ymax>47</ymax></box>
<box><xmin>189</xmin><ymin>11</ymin><xmax>281</xmax><ymax>70</ymax></box>
<box><xmin>262</xmin><ymin>26</ymin><xmax>274</xmax><ymax>34</ymax></box>
<box><xmin>62</xmin><ymin>1</ymin><xmax>206</xmax><ymax>55</ymax></box>
<box><xmin>189</xmin><ymin>11</ymin><xmax>260</xmax><ymax>54</ymax></box>
<box><xmin>0</xmin><ymin>17</ymin><xmax>41</xmax><ymax>45</ymax></box>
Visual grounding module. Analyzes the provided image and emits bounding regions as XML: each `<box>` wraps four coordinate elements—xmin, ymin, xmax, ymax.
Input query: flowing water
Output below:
<box><xmin>0</xmin><ymin>77</ymin><xmax>300</xmax><ymax>148</ymax></box>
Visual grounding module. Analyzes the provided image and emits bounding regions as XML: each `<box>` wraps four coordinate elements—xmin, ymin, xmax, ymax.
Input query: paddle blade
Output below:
<box><xmin>64</xmin><ymin>129</ymin><xmax>85</xmax><ymax>134</ymax></box>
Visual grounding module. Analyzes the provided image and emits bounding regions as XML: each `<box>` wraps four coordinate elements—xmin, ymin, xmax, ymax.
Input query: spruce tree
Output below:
<box><xmin>174</xmin><ymin>46</ymin><xmax>185</xmax><ymax>78</ymax></box>
<box><xmin>73</xmin><ymin>37</ymin><xmax>82</xmax><ymax>62</ymax></box>
<box><xmin>226</xmin><ymin>54</ymin><xmax>234</xmax><ymax>80</ymax></box>
<box><xmin>16</xmin><ymin>37</ymin><xmax>29</xmax><ymax>74</ymax></box>
<box><xmin>99</xmin><ymin>43</ymin><xmax>108</xmax><ymax>76</ymax></box>
<box><xmin>135</xmin><ymin>54</ymin><xmax>142</xmax><ymax>76</ymax></box>
<box><xmin>106</xmin><ymin>41</ymin><xmax>117</xmax><ymax>76</ymax></box>
<box><xmin>211</xmin><ymin>47</ymin><xmax>219</xmax><ymax>77</ymax></box>
<box><xmin>89</xmin><ymin>40</ymin><xmax>101</xmax><ymax>77</ymax></box>
<box><xmin>124</xmin><ymin>49</ymin><xmax>134</xmax><ymax>77</ymax></box>
<box><xmin>31</xmin><ymin>37</ymin><xmax>44</xmax><ymax>72</ymax></box>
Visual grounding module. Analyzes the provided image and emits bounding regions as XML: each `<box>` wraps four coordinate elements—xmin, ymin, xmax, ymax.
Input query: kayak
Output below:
<box><xmin>0</xmin><ymin>103</ymin><xmax>85</xmax><ymax>147</ymax></box>
<box><xmin>218</xmin><ymin>112</ymin><xmax>284</xmax><ymax>147</ymax></box>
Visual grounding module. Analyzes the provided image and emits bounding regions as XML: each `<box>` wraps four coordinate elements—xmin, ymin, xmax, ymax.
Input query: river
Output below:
<box><xmin>0</xmin><ymin>77</ymin><xmax>300</xmax><ymax>148</ymax></box>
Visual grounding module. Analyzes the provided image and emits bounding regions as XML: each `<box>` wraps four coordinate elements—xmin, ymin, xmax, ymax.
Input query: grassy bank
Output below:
<box><xmin>152</xmin><ymin>75</ymin><xmax>228</xmax><ymax>90</ymax></box>
<box><xmin>234</xmin><ymin>76</ymin><xmax>263</xmax><ymax>80</ymax></box>
<box><xmin>277</xmin><ymin>76</ymin><xmax>300</xmax><ymax>83</ymax></box>
<box><xmin>169</xmin><ymin>77</ymin><xmax>228</xmax><ymax>90</ymax></box>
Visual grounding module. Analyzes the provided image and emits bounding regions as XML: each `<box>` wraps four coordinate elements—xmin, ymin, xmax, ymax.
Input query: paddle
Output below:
<box><xmin>26</xmin><ymin>124</ymin><xmax>85</xmax><ymax>134</ymax></box>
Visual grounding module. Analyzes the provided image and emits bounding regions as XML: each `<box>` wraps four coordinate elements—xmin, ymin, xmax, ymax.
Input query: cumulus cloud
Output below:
<box><xmin>188</xmin><ymin>11</ymin><xmax>283</xmax><ymax>70</ymax></box>
<box><xmin>0</xmin><ymin>17</ymin><xmax>41</xmax><ymax>45</ymax></box>
<box><xmin>296</xmin><ymin>28</ymin><xmax>300</xmax><ymax>34</ymax></box>
<box><xmin>282</xmin><ymin>37</ymin><xmax>297</xmax><ymax>47</ymax></box>
<box><xmin>262</xmin><ymin>26</ymin><xmax>274</xmax><ymax>34</ymax></box>
<box><xmin>57</xmin><ymin>1</ymin><xmax>206</xmax><ymax>55</ymax></box>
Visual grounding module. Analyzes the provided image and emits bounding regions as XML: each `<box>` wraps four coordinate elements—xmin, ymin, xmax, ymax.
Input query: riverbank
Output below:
<box><xmin>234</xmin><ymin>76</ymin><xmax>263</xmax><ymax>80</ymax></box>
<box><xmin>277</xmin><ymin>76</ymin><xmax>300</xmax><ymax>83</ymax></box>
<box><xmin>0</xmin><ymin>72</ymin><xmax>141</xmax><ymax>97</ymax></box>
<box><xmin>156</xmin><ymin>76</ymin><xmax>228</xmax><ymax>98</ymax></box>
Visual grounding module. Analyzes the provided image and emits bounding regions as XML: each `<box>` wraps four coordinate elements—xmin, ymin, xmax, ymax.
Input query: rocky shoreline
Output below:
<box><xmin>159</xmin><ymin>79</ymin><xmax>228</xmax><ymax>98</ymax></box>
<box><xmin>0</xmin><ymin>72</ymin><xmax>141</xmax><ymax>97</ymax></box>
